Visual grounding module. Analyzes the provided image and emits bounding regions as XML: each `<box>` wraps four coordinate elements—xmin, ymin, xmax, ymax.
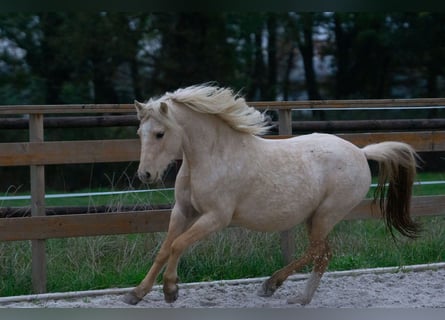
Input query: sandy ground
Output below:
<box><xmin>1</xmin><ymin>264</ymin><xmax>444</xmax><ymax>308</ymax></box>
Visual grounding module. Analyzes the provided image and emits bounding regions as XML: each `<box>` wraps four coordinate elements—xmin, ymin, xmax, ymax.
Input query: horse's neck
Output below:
<box><xmin>174</xmin><ymin>104</ymin><xmax>249</xmax><ymax>167</ymax></box>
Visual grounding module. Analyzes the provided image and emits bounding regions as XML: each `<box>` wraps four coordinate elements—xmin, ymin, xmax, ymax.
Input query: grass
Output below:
<box><xmin>412</xmin><ymin>172</ymin><xmax>445</xmax><ymax>196</ymax></box>
<box><xmin>0</xmin><ymin>172</ymin><xmax>444</xmax><ymax>297</ymax></box>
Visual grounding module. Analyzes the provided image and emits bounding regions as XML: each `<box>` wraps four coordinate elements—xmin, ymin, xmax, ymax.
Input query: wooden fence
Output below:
<box><xmin>1</xmin><ymin>98</ymin><xmax>445</xmax><ymax>294</ymax></box>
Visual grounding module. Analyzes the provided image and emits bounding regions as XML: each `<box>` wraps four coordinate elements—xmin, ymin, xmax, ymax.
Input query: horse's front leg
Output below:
<box><xmin>123</xmin><ymin>206</ymin><xmax>192</xmax><ymax>305</ymax></box>
<box><xmin>162</xmin><ymin>213</ymin><xmax>228</xmax><ymax>303</ymax></box>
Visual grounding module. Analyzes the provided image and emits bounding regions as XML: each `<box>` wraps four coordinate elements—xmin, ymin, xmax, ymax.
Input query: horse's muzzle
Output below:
<box><xmin>138</xmin><ymin>171</ymin><xmax>151</xmax><ymax>183</ymax></box>
<box><xmin>138</xmin><ymin>170</ymin><xmax>160</xmax><ymax>184</ymax></box>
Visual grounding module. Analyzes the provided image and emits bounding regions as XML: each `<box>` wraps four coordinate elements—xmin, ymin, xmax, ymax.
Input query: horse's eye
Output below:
<box><xmin>156</xmin><ymin>132</ymin><xmax>165</xmax><ymax>139</ymax></box>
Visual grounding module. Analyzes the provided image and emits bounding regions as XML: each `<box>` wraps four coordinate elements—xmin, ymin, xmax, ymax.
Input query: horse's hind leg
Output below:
<box><xmin>257</xmin><ymin>238</ymin><xmax>329</xmax><ymax>300</ymax></box>
<box><xmin>258</xmin><ymin>214</ymin><xmax>334</xmax><ymax>305</ymax></box>
<box><xmin>286</xmin><ymin>215</ymin><xmax>333</xmax><ymax>305</ymax></box>
<box><xmin>287</xmin><ymin>240</ymin><xmax>331</xmax><ymax>305</ymax></box>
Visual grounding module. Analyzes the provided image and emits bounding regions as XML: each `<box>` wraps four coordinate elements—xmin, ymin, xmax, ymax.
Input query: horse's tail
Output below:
<box><xmin>362</xmin><ymin>142</ymin><xmax>421</xmax><ymax>239</ymax></box>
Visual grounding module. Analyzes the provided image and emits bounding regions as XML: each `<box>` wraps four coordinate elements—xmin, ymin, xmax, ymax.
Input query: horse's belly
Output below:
<box><xmin>230</xmin><ymin>211</ymin><xmax>310</xmax><ymax>232</ymax></box>
<box><xmin>230</xmin><ymin>192</ymin><xmax>317</xmax><ymax>232</ymax></box>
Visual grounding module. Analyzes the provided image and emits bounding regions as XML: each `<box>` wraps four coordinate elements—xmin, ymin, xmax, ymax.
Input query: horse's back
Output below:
<box><xmin>257</xmin><ymin>133</ymin><xmax>368</xmax><ymax>176</ymax></box>
<box><xmin>267</xmin><ymin>133</ymin><xmax>372</xmax><ymax>200</ymax></box>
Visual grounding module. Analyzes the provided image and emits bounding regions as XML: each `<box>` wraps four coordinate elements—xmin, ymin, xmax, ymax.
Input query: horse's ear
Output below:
<box><xmin>134</xmin><ymin>100</ymin><xmax>145</xmax><ymax>119</ymax></box>
<box><xmin>160</xmin><ymin>102</ymin><xmax>169</xmax><ymax>115</ymax></box>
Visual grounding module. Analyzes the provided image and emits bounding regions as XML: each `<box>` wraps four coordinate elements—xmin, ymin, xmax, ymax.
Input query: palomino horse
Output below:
<box><xmin>124</xmin><ymin>84</ymin><xmax>420</xmax><ymax>305</ymax></box>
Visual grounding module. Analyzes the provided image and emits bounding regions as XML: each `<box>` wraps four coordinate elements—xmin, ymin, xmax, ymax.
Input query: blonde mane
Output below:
<box><xmin>163</xmin><ymin>85</ymin><xmax>271</xmax><ymax>135</ymax></box>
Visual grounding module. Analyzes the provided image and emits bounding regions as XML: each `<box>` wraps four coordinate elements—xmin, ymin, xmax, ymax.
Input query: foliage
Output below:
<box><xmin>2</xmin><ymin>13</ymin><xmax>445</xmax><ymax>104</ymax></box>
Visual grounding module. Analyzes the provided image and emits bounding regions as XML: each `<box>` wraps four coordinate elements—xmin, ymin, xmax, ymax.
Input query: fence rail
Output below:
<box><xmin>1</xmin><ymin>97</ymin><xmax>445</xmax><ymax>115</ymax></box>
<box><xmin>1</xmin><ymin>116</ymin><xmax>445</xmax><ymax>132</ymax></box>
<box><xmin>1</xmin><ymin>196</ymin><xmax>445</xmax><ymax>242</ymax></box>
<box><xmin>1</xmin><ymin>98</ymin><xmax>445</xmax><ymax>294</ymax></box>
<box><xmin>1</xmin><ymin>131</ymin><xmax>445</xmax><ymax>168</ymax></box>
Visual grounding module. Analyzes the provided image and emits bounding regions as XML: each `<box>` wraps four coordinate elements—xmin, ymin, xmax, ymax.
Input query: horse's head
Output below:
<box><xmin>135</xmin><ymin>99</ymin><xmax>182</xmax><ymax>183</ymax></box>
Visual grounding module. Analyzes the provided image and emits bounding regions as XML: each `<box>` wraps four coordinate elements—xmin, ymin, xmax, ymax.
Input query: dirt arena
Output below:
<box><xmin>1</xmin><ymin>263</ymin><xmax>444</xmax><ymax>308</ymax></box>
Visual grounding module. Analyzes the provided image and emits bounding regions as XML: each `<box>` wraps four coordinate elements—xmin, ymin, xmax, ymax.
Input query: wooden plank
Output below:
<box><xmin>264</xmin><ymin>131</ymin><xmax>445</xmax><ymax>152</ymax></box>
<box><xmin>337</xmin><ymin>132</ymin><xmax>435</xmax><ymax>151</ymax></box>
<box><xmin>0</xmin><ymin>204</ymin><xmax>172</xmax><ymax>218</ymax></box>
<box><xmin>284</xmin><ymin>119</ymin><xmax>445</xmax><ymax>133</ymax></box>
<box><xmin>278</xmin><ymin>109</ymin><xmax>292</xmax><ymax>135</ymax></box>
<box><xmin>346</xmin><ymin>195</ymin><xmax>445</xmax><ymax>220</ymax></box>
<box><xmin>3</xmin><ymin>116</ymin><xmax>445</xmax><ymax>132</ymax></box>
<box><xmin>0</xmin><ymin>104</ymin><xmax>135</xmax><ymax>115</ymax></box>
<box><xmin>29</xmin><ymin>114</ymin><xmax>47</xmax><ymax>294</ymax></box>
<box><xmin>2</xmin><ymin>132</ymin><xmax>443</xmax><ymax>167</ymax></box>
<box><xmin>250</xmin><ymin>97</ymin><xmax>445</xmax><ymax>110</ymax></box>
<box><xmin>0</xmin><ymin>115</ymin><xmax>138</xmax><ymax>130</ymax></box>
<box><xmin>0</xmin><ymin>196</ymin><xmax>443</xmax><ymax>242</ymax></box>
<box><xmin>277</xmin><ymin>109</ymin><xmax>295</xmax><ymax>264</ymax></box>
<box><xmin>0</xmin><ymin>139</ymin><xmax>140</xmax><ymax>166</ymax></box>
<box><xmin>29</xmin><ymin>114</ymin><xmax>46</xmax><ymax>217</ymax></box>
<box><xmin>0</xmin><ymin>210</ymin><xmax>171</xmax><ymax>241</ymax></box>
<box><xmin>2</xmin><ymin>98</ymin><xmax>445</xmax><ymax>115</ymax></box>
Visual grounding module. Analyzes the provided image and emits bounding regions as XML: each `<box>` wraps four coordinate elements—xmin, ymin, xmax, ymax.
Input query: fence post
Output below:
<box><xmin>29</xmin><ymin>113</ymin><xmax>47</xmax><ymax>293</ymax></box>
<box><xmin>278</xmin><ymin>109</ymin><xmax>295</xmax><ymax>264</ymax></box>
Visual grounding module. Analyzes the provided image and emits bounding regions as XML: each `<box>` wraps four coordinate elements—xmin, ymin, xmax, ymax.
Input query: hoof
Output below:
<box><xmin>287</xmin><ymin>295</ymin><xmax>311</xmax><ymax>305</ymax></box>
<box><xmin>122</xmin><ymin>291</ymin><xmax>143</xmax><ymax>305</ymax></box>
<box><xmin>163</xmin><ymin>284</ymin><xmax>179</xmax><ymax>303</ymax></box>
<box><xmin>257</xmin><ymin>280</ymin><xmax>278</xmax><ymax>297</ymax></box>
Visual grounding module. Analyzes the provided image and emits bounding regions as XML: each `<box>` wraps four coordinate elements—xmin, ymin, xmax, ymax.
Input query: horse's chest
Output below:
<box><xmin>190</xmin><ymin>192</ymin><xmax>203</xmax><ymax>214</ymax></box>
<box><xmin>189</xmin><ymin>186</ymin><xmax>217</xmax><ymax>215</ymax></box>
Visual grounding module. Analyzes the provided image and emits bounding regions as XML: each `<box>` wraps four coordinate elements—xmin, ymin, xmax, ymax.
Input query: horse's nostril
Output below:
<box><xmin>138</xmin><ymin>171</ymin><xmax>151</xmax><ymax>183</ymax></box>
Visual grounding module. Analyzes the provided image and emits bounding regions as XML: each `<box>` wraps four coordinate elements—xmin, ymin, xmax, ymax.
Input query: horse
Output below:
<box><xmin>123</xmin><ymin>84</ymin><xmax>421</xmax><ymax>306</ymax></box>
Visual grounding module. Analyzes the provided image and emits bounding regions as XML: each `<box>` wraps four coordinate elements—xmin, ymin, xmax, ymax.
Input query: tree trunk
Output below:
<box><xmin>266</xmin><ymin>13</ymin><xmax>277</xmax><ymax>100</ymax></box>
<box><xmin>283</xmin><ymin>46</ymin><xmax>296</xmax><ymax>101</ymax></box>
<box><xmin>333</xmin><ymin>13</ymin><xmax>352</xmax><ymax>99</ymax></box>
<box><xmin>298</xmin><ymin>14</ymin><xmax>321</xmax><ymax>101</ymax></box>
<box><xmin>251</xmin><ymin>28</ymin><xmax>266</xmax><ymax>100</ymax></box>
<box><xmin>39</xmin><ymin>13</ymin><xmax>64</xmax><ymax>104</ymax></box>
<box><xmin>298</xmin><ymin>13</ymin><xmax>323</xmax><ymax>120</ymax></box>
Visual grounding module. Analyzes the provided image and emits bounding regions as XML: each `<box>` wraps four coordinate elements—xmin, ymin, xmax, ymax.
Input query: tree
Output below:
<box><xmin>148</xmin><ymin>13</ymin><xmax>237</xmax><ymax>94</ymax></box>
<box><xmin>0</xmin><ymin>13</ymin><xmax>69</xmax><ymax>104</ymax></box>
<box><xmin>0</xmin><ymin>13</ymin><xmax>150</xmax><ymax>104</ymax></box>
<box><xmin>332</xmin><ymin>13</ymin><xmax>392</xmax><ymax>99</ymax></box>
<box><xmin>57</xmin><ymin>13</ymin><xmax>148</xmax><ymax>103</ymax></box>
<box><xmin>280</xmin><ymin>13</ymin><xmax>325</xmax><ymax>101</ymax></box>
<box><xmin>265</xmin><ymin>13</ymin><xmax>278</xmax><ymax>100</ymax></box>
<box><xmin>224</xmin><ymin>12</ymin><xmax>266</xmax><ymax>100</ymax></box>
<box><xmin>297</xmin><ymin>13</ymin><xmax>321</xmax><ymax>100</ymax></box>
<box><xmin>390</xmin><ymin>13</ymin><xmax>445</xmax><ymax>98</ymax></box>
